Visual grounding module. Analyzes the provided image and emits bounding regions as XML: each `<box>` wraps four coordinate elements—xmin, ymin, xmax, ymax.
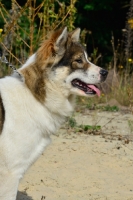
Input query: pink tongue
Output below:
<box><xmin>87</xmin><ymin>85</ymin><xmax>101</xmax><ymax>97</ymax></box>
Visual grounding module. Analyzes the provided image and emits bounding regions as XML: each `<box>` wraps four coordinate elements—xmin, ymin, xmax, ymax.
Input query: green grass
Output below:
<box><xmin>68</xmin><ymin>116</ymin><xmax>101</xmax><ymax>134</ymax></box>
<box><xmin>68</xmin><ymin>116</ymin><xmax>77</xmax><ymax>128</ymax></box>
<box><xmin>86</xmin><ymin>102</ymin><xmax>119</xmax><ymax>112</ymax></box>
<box><xmin>98</xmin><ymin>105</ymin><xmax>119</xmax><ymax>112</ymax></box>
<box><xmin>78</xmin><ymin>124</ymin><xmax>101</xmax><ymax>131</ymax></box>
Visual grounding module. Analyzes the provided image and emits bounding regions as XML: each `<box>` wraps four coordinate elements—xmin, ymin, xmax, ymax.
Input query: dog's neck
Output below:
<box><xmin>43</xmin><ymin>91</ymin><xmax>75</xmax><ymax>134</ymax></box>
<box><xmin>45</xmin><ymin>88</ymin><xmax>75</xmax><ymax>117</ymax></box>
<box><xmin>19</xmin><ymin>54</ymin><xmax>75</xmax><ymax>118</ymax></box>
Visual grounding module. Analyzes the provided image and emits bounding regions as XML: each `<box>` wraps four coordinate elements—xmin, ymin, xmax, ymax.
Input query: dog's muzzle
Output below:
<box><xmin>100</xmin><ymin>69</ymin><xmax>108</xmax><ymax>82</ymax></box>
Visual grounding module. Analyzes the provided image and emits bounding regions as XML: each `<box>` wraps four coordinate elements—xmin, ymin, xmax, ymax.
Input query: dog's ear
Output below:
<box><xmin>54</xmin><ymin>27</ymin><xmax>68</xmax><ymax>55</ymax></box>
<box><xmin>55</xmin><ymin>27</ymin><xmax>68</xmax><ymax>47</ymax></box>
<box><xmin>36</xmin><ymin>27</ymin><xmax>68</xmax><ymax>66</ymax></box>
<box><xmin>70</xmin><ymin>28</ymin><xmax>81</xmax><ymax>42</ymax></box>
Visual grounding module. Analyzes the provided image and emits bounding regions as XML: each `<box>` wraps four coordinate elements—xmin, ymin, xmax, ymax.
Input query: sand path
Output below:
<box><xmin>17</xmin><ymin>110</ymin><xmax>133</xmax><ymax>200</ymax></box>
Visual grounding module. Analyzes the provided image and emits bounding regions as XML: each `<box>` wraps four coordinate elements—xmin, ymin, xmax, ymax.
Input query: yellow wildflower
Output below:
<box><xmin>128</xmin><ymin>18</ymin><xmax>133</xmax><ymax>24</ymax></box>
<box><xmin>128</xmin><ymin>18</ymin><xmax>133</xmax><ymax>29</ymax></box>
<box><xmin>0</xmin><ymin>29</ymin><xmax>3</xmax><ymax>33</ymax></box>
<box><xmin>128</xmin><ymin>58</ymin><xmax>132</xmax><ymax>62</ymax></box>
<box><xmin>119</xmin><ymin>65</ymin><xmax>123</xmax><ymax>69</ymax></box>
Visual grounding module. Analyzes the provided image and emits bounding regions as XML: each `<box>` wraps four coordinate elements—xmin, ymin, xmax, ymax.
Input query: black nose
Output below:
<box><xmin>100</xmin><ymin>69</ymin><xmax>108</xmax><ymax>77</ymax></box>
<box><xmin>100</xmin><ymin>69</ymin><xmax>108</xmax><ymax>82</ymax></box>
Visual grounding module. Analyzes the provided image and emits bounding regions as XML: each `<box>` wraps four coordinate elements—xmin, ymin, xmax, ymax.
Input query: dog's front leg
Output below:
<box><xmin>0</xmin><ymin>173</ymin><xmax>19</xmax><ymax>200</ymax></box>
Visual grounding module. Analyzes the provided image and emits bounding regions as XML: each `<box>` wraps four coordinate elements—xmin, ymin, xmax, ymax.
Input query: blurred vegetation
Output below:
<box><xmin>0</xmin><ymin>0</ymin><xmax>77</xmax><ymax>66</ymax></box>
<box><xmin>0</xmin><ymin>0</ymin><xmax>130</xmax><ymax>65</ymax></box>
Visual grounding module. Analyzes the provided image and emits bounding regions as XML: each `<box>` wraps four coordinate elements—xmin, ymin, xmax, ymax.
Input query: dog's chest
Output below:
<box><xmin>17</xmin><ymin>136</ymin><xmax>51</xmax><ymax>176</ymax></box>
<box><xmin>2</xmin><ymin>104</ymin><xmax>66</xmax><ymax>176</ymax></box>
<box><xmin>0</xmin><ymin>77</ymin><xmax>72</xmax><ymax>176</ymax></box>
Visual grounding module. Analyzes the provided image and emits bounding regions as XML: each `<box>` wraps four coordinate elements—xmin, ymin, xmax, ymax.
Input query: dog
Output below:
<box><xmin>0</xmin><ymin>27</ymin><xmax>108</xmax><ymax>200</ymax></box>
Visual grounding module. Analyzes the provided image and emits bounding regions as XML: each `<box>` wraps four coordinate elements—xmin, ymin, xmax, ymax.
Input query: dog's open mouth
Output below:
<box><xmin>71</xmin><ymin>79</ymin><xmax>100</xmax><ymax>96</ymax></box>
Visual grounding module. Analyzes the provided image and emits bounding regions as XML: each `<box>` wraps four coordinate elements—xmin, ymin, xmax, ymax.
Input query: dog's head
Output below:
<box><xmin>39</xmin><ymin>27</ymin><xmax>108</xmax><ymax>98</ymax></box>
<box><xmin>20</xmin><ymin>27</ymin><xmax>108</xmax><ymax>103</ymax></box>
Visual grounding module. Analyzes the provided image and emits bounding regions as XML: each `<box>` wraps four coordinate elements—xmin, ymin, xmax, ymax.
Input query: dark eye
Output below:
<box><xmin>75</xmin><ymin>59</ymin><xmax>82</xmax><ymax>63</ymax></box>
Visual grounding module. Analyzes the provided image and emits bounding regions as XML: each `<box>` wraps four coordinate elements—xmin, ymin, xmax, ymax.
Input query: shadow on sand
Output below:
<box><xmin>17</xmin><ymin>191</ymin><xmax>33</xmax><ymax>200</ymax></box>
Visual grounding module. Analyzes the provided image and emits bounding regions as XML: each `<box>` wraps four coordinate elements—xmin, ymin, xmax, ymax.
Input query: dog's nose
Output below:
<box><xmin>100</xmin><ymin>69</ymin><xmax>108</xmax><ymax>82</ymax></box>
<box><xmin>100</xmin><ymin>69</ymin><xmax>108</xmax><ymax>77</ymax></box>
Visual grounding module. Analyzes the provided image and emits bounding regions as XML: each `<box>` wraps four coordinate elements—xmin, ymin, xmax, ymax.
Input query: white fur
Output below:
<box><xmin>21</xmin><ymin>53</ymin><xmax>36</xmax><ymax>69</ymax></box>
<box><xmin>71</xmin><ymin>28</ymin><xmax>81</xmax><ymax>42</ymax></box>
<box><xmin>56</xmin><ymin>27</ymin><xmax>68</xmax><ymax>47</ymax></box>
<box><xmin>0</xmin><ymin>74</ymin><xmax>74</xmax><ymax>200</ymax></box>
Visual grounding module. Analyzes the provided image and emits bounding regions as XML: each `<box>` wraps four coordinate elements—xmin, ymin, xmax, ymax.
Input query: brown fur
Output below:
<box><xmin>20</xmin><ymin>29</ymin><xmax>64</xmax><ymax>103</ymax></box>
<box><xmin>0</xmin><ymin>95</ymin><xmax>5</xmax><ymax>133</ymax></box>
<box><xmin>83</xmin><ymin>62</ymin><xmax>90</xmax><ymax>70</ymax></box>
<box><xmin>60</xmin><ymin>42</ymin><xmax>91</xmax><ymax>71</ymax></box>
<box><xmin>36</xmin><ymin>28</ymin><xmax>65</xmax><ymax>68</ymax></box>
<box><xmin>20</xmin><ymin>64</ymin><xmax>46</xmax><ymax>103</ymax></box>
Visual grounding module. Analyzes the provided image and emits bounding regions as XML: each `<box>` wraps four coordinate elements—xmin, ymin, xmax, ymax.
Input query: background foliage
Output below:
<box><xmin>0</xmin><ymin>0</ymin><xmax>130</xmax><ymax>66</ymax></box>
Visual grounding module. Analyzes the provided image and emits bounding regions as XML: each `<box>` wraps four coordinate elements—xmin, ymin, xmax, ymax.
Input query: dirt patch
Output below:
<box><xmin>18</xmin><ymin>110</ymin><xmax>133</xmax><ymax>200</ymax></box>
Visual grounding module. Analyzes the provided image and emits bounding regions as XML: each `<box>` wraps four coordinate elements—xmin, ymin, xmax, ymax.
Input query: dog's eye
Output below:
<box><xmin>75</xmin><ymin>59</ymin><xmax>82</xmax><ymax>63</ymax></box>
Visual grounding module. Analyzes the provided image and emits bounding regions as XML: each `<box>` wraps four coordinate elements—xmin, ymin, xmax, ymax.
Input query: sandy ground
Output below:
<box><xmin>17</xmin><ymin>107</ymin><xmax>133</xmax><ymax>200</ymax></box>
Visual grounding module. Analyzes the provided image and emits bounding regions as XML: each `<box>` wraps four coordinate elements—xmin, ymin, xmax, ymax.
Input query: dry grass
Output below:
<box><xmin>0</xmin><ymin>0</ymin><xmax>77</xmax><ymax>67</ymax></box>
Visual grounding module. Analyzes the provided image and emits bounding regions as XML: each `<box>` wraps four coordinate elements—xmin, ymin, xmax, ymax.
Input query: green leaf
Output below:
<box><xmin>84</xmin><ymin>4</ymin><xmax>94</xmax><ymax>11</ymax></box>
